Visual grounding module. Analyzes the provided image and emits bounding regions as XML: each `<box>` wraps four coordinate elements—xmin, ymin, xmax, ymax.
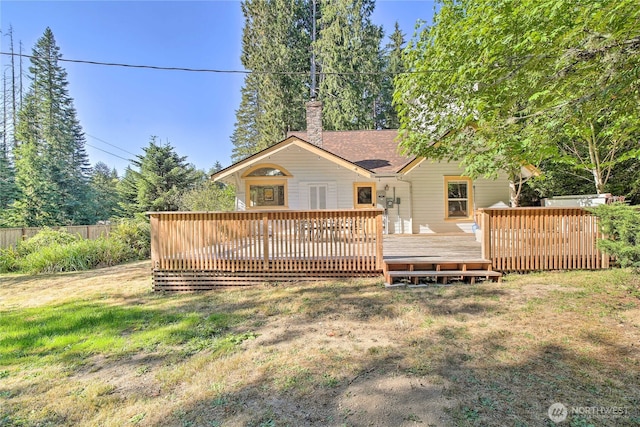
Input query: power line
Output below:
<box><xmin>0</xmin><ymin>51</ymin><xmax>450</xmax><ymax>75</ymax></box>
<box><xmin>84</xmin><ymin>142</ymin><xmax>132</xmax><ymax>162</ymax></box>
<box><xmin>85</xmin><ymin>133</ymin><xmax>137</xmax><ymax>156</ymax></box>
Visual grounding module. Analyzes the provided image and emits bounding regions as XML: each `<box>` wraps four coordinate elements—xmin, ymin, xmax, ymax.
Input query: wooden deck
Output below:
<box><xmin>149</xmin><ymin>208</ymin><xmax>609</xmax><ymax>291</ymax></box>
<box><xmin>383</xmin><ymin>234</ymin><xmax>483</xmax><ymax>262</ymax></box>
<box><xmin>382</xmin><ymin>235</ymin><xmax>499</xmax><ymax>287</ymax></box>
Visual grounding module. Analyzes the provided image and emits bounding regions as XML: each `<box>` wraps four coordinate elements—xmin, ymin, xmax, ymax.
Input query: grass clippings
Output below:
<box><xmin>0</xmin><ymin>262</ymin><xmax>639</xmax><ymax>426</ymax></box>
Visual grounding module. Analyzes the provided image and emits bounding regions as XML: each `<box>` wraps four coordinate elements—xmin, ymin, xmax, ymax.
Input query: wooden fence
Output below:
<box><xmin>0</xmin><ymin>225</ymin><xmax>113</xmax><ymax>249</ymax></box>
<box><xmin>476</xmin><ymin>207</ymin><xmax>609</xmax><ymax>272</ymax></box>
<box><xmin>149</xmin><ymin>209</ymin><xmax>384</xmax><ymax>290</ymax></box>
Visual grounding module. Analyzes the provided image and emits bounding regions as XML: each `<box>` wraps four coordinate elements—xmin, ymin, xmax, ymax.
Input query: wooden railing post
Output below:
<box><xmin>479</xmin><ymin>209</ymin><xmax>491</xmax><ymax>261</ymax></box>
<box><xmin>262</xmin><ymin>212</ymin><xmax>269</xmax><ymax>271</ymax></box>
<box><xmin>376</xmin><ymin>209</ymin><xmax>384</xmax><ymax>270</ymax></box>
<box><xmin>150</xmin><ymin>214</ymin><xmax>160</xmax><ymax>269</ymax></box>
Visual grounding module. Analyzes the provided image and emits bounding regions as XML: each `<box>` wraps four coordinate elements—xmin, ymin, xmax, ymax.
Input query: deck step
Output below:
<box><xmin>387</xmin><ymin>270</ymin><xmax>502</xmax><ymax>277</ymax></box>
<box><xmin>383</xmin><ymin>258</ymin><xmax>502</xmax><ymax>287</ymax></box>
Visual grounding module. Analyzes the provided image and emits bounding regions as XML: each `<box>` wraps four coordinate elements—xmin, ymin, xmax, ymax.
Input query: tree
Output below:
<box><xmin>11</xmin><ymin>28</ymin><xmax>93</xmax><ymax>225</ymax></box>
<box><xmin>232</xmin><ymin>0</ymin><xmax>393</xmax><ymax>160</ymax></box>
<box><xmin>117</xmin><ymin>137</ymin><xmax>199</xmax><ymax>217</ymax></box>
<box><xmin>179</xmin><ymin>163</ymin><xmax>235</xmax><ymax>212</ymax></box>
<box><xmin>395</xmin><ymin>0</ymin><xmax>639</xmax><ymax>204</ymax></box>
<box><xmin>88</xmin><ymin>162</ymin><xmax>120</xmax><ymax>221</ymax></box>
<box><xmin>315</xmin><ymin>0</ymin><xmax>383</xmax><ymax>130</ymax></box>
<box><xmin>230</xmin><ymin>74</ymin><xmax>263</xmax><ymax>162</ymax></box>
<box><xmin>377</xmin><ymin>22</ymin><xmax>405</xmax><ymax>129</ymax></box>
<box><xmin>232</xmin><ymin>0</ymin><xmax>311</xmax><ymax>156</ymax></box>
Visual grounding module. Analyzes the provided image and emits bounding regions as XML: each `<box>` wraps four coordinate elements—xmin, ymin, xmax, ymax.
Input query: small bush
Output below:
<box><xmin>16</xmin><ymin>228</ymin><xmax>80</xmax><ymax>257</ymax></box>
<box><xmin>110</xmin><ymin>219</ymin><xmax>151</xmax><ymax>260</ymax></box>
<box><xmin>0</xmin><ymin>247</ymin><xmax>18</xmax><ymax>273</ymax></box>
<box><xmin>591</xmin><ymin>203</ymin><xmax>640</xmax><ymax>271</ymax></box>
<box><xmin>17</xmin><ymin>237</ymin><xmax>133</xmax><ymax>274</ymax></box>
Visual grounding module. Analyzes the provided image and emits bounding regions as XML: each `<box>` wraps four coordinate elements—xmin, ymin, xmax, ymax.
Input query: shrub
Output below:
<box><xmin>110</xmin><ymin>219</ymin><xmax>151</xmax><ymax>260</ymax></box>
<box><xmin>17</xmin><ymin>237</ymin><xmax>133</xmax><ymax>274</ymax></box>
<box><xmin>591</xmin><ymin>203</ymin><xmax>640</xmax><ymax>270</ymax></box>
<box><xmin>16</xmin><ymin>228</ymin><xmax>80</xmax><ymax>257</ymax></box>
<box><xmin>0</xmin><ymin>247</ymin><xmax>18</xmax><ymax>273</ymax></box>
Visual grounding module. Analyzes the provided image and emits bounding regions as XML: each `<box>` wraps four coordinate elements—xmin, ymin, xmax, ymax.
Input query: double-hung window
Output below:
<box><xmin>444</xmin><ymin>176</ymin><xmax>473</xmax><ymax>219</ymax></box>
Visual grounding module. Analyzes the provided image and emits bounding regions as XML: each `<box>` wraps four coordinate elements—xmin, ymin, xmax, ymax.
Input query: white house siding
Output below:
<box><xmin>229</xmin><ymin>147</ymin><xmax>509</xmax><ymax>235</ymax></box>
<box><xmin>233</xmin><ymin>146</ymin><xmax>375</xmax><ymax>211</ymax></box>
<box><xmin>377</xmin><ymin>180</ymin><xmax>412</xmax><ymax>234</ymax></box>
<box><xmin>406</xmin><ymin>160</ymin><xmax>510</xmax><ymax>234</ymax></box>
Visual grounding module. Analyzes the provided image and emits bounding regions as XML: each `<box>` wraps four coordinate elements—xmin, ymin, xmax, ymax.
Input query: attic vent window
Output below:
<box><xmin>247</xmin><ymin>167</ymin><xmax>286</xmax><ymax>177</ymax></box>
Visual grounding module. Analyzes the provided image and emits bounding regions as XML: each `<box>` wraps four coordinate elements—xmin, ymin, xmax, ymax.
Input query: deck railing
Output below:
<box><xmin>477</xmin><ymin>207</ymin><xmax>609</xmax><ymax>272</ymax></box>
<box><xmin>149</xmin><ymin>209</ymin><xmax>384</xmax><ymax>288</ymax></box>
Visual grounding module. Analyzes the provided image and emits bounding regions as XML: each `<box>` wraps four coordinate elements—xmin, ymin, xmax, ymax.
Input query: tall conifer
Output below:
<box><xmin>12</xmin><ymin>28</ymin><xmax>92</xmax><ymax>225</ymax></box>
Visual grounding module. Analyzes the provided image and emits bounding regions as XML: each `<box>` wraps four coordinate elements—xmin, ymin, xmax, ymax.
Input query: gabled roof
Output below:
<box><xmin>288</xmin><ymin>130</ymin><xmax>415</xmax><ymax>174</ymax></box>
<box><xmin>212</xmin><ymin>135</ymin><xmax>378</xmax><ymax>182</ymax></box>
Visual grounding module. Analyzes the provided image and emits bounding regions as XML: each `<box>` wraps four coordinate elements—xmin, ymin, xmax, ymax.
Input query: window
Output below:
<box><xmin>249</xmin><ymin>184</ymin><xmax>286</xmax><ymax>207</ymax></box>
<box><xmin>243</xmin><ymin>164</ymin><xmax>291</xmax><ymax>209</ymax></box>
<box><xmin>309</xmin><ymin>184</ymin><xmax>327</xmax><ymax>210</ymax></box>
<box><xmin>444</xmin><ymin>176</ymin><xmax>473</xmax><ymax>219</ymax></box>
<box><xmin>354</xmin><ymin>183</ymin><xmax>375</xmax><ymax>208</ymax></box>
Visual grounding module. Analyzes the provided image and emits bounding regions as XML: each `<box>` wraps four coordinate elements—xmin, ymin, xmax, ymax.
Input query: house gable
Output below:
<box><xmin>212</xmin><ymin>136</ymin><xmax>375</xmax><ymax>185</ymax></box>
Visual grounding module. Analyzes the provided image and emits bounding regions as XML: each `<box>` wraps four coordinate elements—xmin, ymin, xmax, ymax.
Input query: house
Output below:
<box><xmin>212</xmin><ymin>101</ymin><xmax>511</xmax><ymax>234</ymax></box>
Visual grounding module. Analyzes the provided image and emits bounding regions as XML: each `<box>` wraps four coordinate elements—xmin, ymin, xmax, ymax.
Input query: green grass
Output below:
<box><xmin>0</xmin><ymin>301</ymin><xmax>250</xmax><ymax>367</ymax></box>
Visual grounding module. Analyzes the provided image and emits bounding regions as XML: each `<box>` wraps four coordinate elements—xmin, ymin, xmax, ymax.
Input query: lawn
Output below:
<box><xmin>1</xmin><ymin>261</ymin><xmax>639</xmax><ymax>426</ymax></box>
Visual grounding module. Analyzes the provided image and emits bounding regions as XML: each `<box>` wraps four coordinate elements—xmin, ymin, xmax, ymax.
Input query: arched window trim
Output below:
<box><xmin>242</xmin><ymin>163</ymin><xmax>292</xmax><ymax>178</ymax></box>
<box><xmin>243</xmin><ymin>163</ymin><xmax>292</xmax><ymax>209</ymax></box>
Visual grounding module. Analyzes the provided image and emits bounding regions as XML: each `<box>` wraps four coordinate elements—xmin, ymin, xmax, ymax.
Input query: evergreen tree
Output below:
<box><xmin>12</xmin><ymin>28</ymin><xmax>92</xmax><ymax>225</ymax></box>
<box><xmin>117</xmin><ymin>137</ymin><xmax>199</xmax><ymax>216</ymax></box>
<box><xmin>315</xmin><ymin>0</ymin><xmax>383</xmax><ymax>130</ymax></box>
<box><xmin>230</xmin><ymin>74</ymin><xmax>263</xmax><ymax>162</ymax></box>
<box><xmin>378</xmin><ymin>22</ymin><xmax>405</xmax><ymax>129</ymax></box>
<box><xmin>233</xmin><ymin>0</ymin><xmax>311</xmax><ymax>155</ymax></box>
<box><xmin>88</xmin><ymin>162</ymin><xmax>120</xmax><ymax>221</ymax></box>
<box><xmin>231</xmin><ymin>0</ymin><xmax>390</xmax><ymax>158</ymax></box>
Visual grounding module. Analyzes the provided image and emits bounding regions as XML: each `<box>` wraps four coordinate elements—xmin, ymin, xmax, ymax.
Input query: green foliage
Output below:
<box><xmin>0</xmin><ymin>223</ymin><xmax>149</xmax><ymax>274</ymax></box>
<box><xmin>110</xmin><ymin>219</ymin><xmax>151</xmax><ymax>260</ymax></box>
<box><xmin>232</xmin><ymin>0</ymin><xmax>396</xmax><ymax>161</ymax></box>
<box><xmin>179</xmin><ymin>182</ymin><xmax>236</xmax><ymax>212</ymax></box>
<box><xmin>16</xmin><ymin>228</ymin><xmax>80</xmax><ymax>256</ymax></box>
<box><xmin>87</xmin><ymin>162</ymin><xmax>120</xmax><ymax>221</ymax></box>
<box><xmin>315</xmin><ymin>0</ymin><xmax>384</xmax><ymax>130</ymax></box>
<box><xmin>591</xmin><ymin>203</ymin><xmax>640</xmax><ymax>270</ymax></box>
<box><xmin>117</xmin><ymin>137</ymin><xmax>199</xmax><ymax>216</ymax></box>
<box><xmin>395</xmin><ymin>0</ymin><xmax>640</xmax><ymax>201</ymax></box>
<box><xmin>0</xmin><ymin>247</ymin><xmax>18</xmax><ymax>273</ymax></box>
<box><xmin>16</xmin><ymin>237</ymin><xmax>130</xmax><ymax>274</ymax></box>
<box><xmin>11</xmin><ymin>28</ymin><xmax>93</xmax><ymax>226</ymax></box>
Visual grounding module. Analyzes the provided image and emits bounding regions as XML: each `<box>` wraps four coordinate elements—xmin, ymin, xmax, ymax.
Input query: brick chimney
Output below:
<box><xmin>305</xmin><ymin>100</ymin><xmax>323</xmax><ymax>148</ymax></box>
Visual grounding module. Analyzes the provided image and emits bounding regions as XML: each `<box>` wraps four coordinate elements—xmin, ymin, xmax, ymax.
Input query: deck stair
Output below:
<box><xmin>383</xmin><ymin>259</ymin><xmax>501</xmax><ymax>287</ymax></box>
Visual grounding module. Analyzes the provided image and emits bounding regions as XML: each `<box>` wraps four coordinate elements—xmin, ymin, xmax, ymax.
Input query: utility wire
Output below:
<box><xmin>84</xmin><ymin>142</ymin><xmax>132</xmax><ymax>162</ymax></box>
<box><xmin>0</xmin><ymin>51</ymin><xmax>452</xmax><ymax>75</ymax></box>
<box><xmin>85</xmin><ymin>133</ymin><xmax>137</xmax><ymax>156</ymax></box>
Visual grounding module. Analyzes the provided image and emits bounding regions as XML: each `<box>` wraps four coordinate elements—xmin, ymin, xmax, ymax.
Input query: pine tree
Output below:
<box><xmin>230</xmin><ymin>74</ymin><xmax>263</xmax><ymax>162</ymax></box>
<box><xmin>88</xmin><ymin>162</ymin><xmax>120</xmax><ymax>221</ymax></box>
<box><xmin>231</xmin><ymin>0</ymin><xmax>387</xmax><ymax>158</ymax></box>
<box><xmin>233</xmin><ymin>0</ymin><xmax>311</xmax><ymax>154</ymax></box>
<box><xmin>377</xmin><ymin>22</ymin><xmax>405</xmax><ymax>129</ymax></box>
<box><xmin>315</xmin><ymin>0</ymin><xmax>383</xmax><ymax>130</ymax></box>
<box><xmin>117</xmin><ymin>137</ymin><xmax>199</xmax><ymax>216</ymax></box>
<box><xmin>12</xmin><ymin>28</ymin><xmax>92</xmax><ymax>225</ymax></box>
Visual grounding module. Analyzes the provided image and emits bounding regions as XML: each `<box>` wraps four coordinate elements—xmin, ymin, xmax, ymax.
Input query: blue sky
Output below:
<box><xmin>1</xmin><ymin>1</ymin><xmax>435</xmax><ymax>174</ymax></box>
